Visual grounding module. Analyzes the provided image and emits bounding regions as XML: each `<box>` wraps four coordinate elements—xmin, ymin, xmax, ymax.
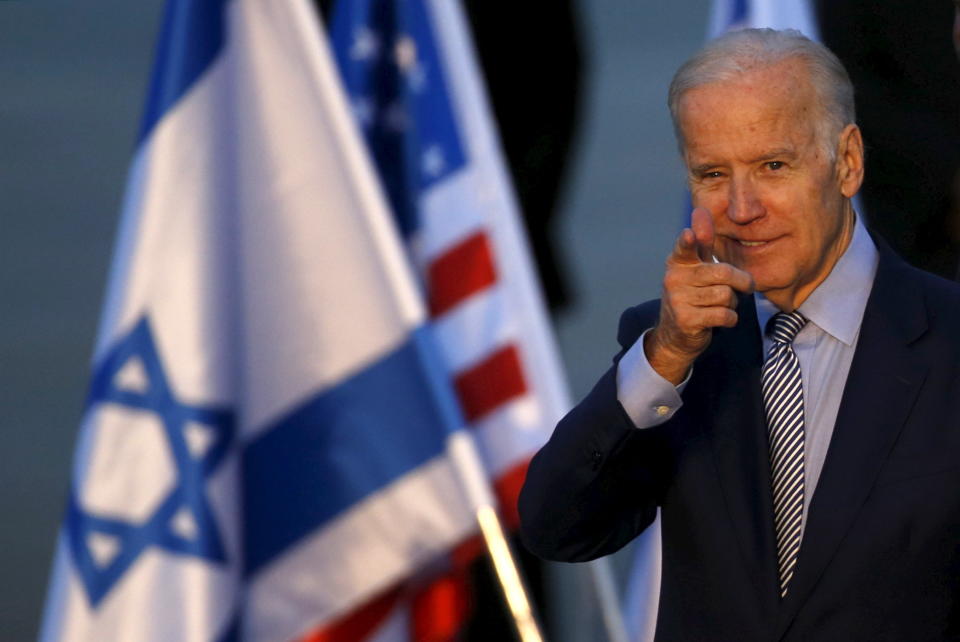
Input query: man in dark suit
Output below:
<box><xmin>520</xmin><ymin>28</ymin><xmax>960</xmax><ymax>640</ymax></box>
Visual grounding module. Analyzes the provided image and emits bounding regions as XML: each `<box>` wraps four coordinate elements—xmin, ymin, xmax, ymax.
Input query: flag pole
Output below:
<box><xmin>448</xmin><ymin>433</ymin><xmax>544</xmax><ymax>642</ymax></box>
<box><xmin>476</xmin><ymin>505</ymin><xmax>544</xmax><ymax>642</ymax></box>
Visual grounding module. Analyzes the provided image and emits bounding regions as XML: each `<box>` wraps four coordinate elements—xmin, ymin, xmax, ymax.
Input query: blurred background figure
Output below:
<box><xmin>816</xmin><ymin>0</ymin><xmax>960</xmax><ymax>279</ymax></box>
<box><xmin>461</xmin><ymin>0</ymin><xmax>584</xmax><ymax>314</ymax></box>
<box><xmin>955</xmin><ymin>0</ymin><xmax>960</xmax><ymax>57</ymax></box>
<box><xmin>954</xmin><ymin>0</ymin><xmax>960</xmax><ymax>56</ymax></box>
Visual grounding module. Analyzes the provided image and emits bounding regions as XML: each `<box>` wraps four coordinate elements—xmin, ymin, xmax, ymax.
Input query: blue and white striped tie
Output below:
<box><xmin>762</xmin><ymin>310</ymin><xmax>808</xmax><ymax>597</ymax></box>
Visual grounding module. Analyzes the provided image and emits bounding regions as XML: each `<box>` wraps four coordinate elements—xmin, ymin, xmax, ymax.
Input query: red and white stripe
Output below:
<box><xmin>429</xmin><ymin>231</ymin><xmax>539</xmax><ymax>524</ymax></box>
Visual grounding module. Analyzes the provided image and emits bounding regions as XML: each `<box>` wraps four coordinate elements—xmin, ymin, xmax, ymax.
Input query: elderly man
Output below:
<box><xmin>520</xmin><ymin>28</ymin><xmax>960</xmax><ymax>640</ymax></box>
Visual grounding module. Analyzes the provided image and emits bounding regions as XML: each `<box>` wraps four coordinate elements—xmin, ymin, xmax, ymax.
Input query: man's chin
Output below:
<box><xmin>747</xmin><ymin>273</ymin><xmax>788</xmax><ymax>297</ymax></box>
<box><xmin>717</xmin><ymin>257</ymin><xmax>786</xmax><ymax>295</ymax></box>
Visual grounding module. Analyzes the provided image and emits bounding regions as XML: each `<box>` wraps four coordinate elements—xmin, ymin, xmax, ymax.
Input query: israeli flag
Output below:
<box><xmin>39</xmin><ymin>0</ymin><xmax>483</xmax><ymax>639</ymax></box>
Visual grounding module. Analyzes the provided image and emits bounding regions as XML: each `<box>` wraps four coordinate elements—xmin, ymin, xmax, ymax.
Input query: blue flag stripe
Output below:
<box><xmin>242</xmin><ymin>327</ymin><xmax>464</xmax><ymax>576</ymax></box>
<box><xmin>139</xmin><ymin>0</ymin><xmax>230</xmax><ymax>143</ymax></box>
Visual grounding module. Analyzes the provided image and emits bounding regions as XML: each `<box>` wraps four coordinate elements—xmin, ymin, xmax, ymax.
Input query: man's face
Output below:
<box><xmin>677</xmin><ymin>59</ymin><xmax>862</xmax><ymax>310</ymax></box>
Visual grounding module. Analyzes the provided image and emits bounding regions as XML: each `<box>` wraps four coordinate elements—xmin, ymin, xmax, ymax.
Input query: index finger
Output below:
<box><xmin>690</xmin><ymin>207</ymin><xmax>715</xmax><ymax>262</ymax></box>
<box><xmin>671</xmin><ymin>227</ymin><xmax>703</xmax><ymax>265</ymax></box>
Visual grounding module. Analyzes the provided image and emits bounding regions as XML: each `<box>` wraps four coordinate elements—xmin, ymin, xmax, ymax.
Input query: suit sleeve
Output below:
<box><xmin>519</xmin><ymin>301</ymin><xmax>673</xmax><ymax>562</ymax></box>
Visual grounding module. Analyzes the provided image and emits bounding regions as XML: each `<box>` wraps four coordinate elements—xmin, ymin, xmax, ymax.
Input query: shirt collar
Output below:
<box><xmin>755</xmin><ymin>214</ymin><xmax>878</xmax><ymax>346</ymax></box>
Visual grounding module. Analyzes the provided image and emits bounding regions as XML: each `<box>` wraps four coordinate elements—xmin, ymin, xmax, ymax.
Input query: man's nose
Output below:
<box><xmin>726</xmin><ymin>178</ymin><xmax>765</xmax><ymax>224</ymax></box>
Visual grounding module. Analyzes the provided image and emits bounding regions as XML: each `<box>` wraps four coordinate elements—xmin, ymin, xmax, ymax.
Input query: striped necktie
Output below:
<box><xmin>761</xmin><ymin>310</ymin><xmax>808</xmax><ymax>597</ymax></box>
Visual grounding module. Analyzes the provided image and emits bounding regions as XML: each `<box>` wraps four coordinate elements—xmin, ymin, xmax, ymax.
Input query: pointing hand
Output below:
<box><xmin>644</xmin><ymin>207</ymin><xmax>754</xmax><ymax>384</ymax></box>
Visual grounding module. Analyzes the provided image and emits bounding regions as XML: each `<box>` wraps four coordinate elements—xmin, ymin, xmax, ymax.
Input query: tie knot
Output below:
<box><xmin>767</xmin><ymin>311</ymin><xmax>807</xmax><ymax>344</ymax></box>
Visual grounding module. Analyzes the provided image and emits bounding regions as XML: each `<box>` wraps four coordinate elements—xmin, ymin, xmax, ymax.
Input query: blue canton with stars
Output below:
<box><xmin>331</xmin><ymin>0</ymin><xmax>467</xmax><ymax>238</ymax></box>
<box><xmin>67</xmin><ymin>317</ymin><xmax>234</xmax><ymax>607</ymax></box>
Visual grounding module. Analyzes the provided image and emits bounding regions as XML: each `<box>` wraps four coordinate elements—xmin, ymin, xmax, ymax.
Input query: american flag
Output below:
<box><xmin>319</xmin><ymin>0</ymin><xmax>570</xmax><ymax>638</ymax></box>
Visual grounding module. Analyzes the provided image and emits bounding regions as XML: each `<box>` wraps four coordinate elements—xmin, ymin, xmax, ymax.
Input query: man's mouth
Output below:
<box><xmin>737</xmin><ymin>240</ymin><xmax>767</xmax><ymax>247</ymax></box>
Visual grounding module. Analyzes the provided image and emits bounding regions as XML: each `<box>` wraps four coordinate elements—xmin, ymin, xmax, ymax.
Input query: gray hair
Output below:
<box><xmin>667</xmin><ymin>28</ymin><xmax>856</xmax><ymax>158</ymax></box>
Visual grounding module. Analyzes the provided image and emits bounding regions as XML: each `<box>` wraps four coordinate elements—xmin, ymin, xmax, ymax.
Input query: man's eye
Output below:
<box><xmin>705</xmin><ymin>171</ymin><xmax>723</xmax><ymax>179</ymax></box>
<box><xmin>766</xmin><ymin>161</ymin><xmax>784</xmax><ymax>170</ymax></box>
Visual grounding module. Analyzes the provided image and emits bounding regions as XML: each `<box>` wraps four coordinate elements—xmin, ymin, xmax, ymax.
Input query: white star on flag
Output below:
<box><xmin>394</xmin><ymin>35</ymin><xmax>417</xmax><ymax>70</ymax></box>
<box><xmin>350</xmin><ymin>26</ymin><xmax>380</xmax><ymax>61</ymax></box>
<box><xmin>421</xmin><ymin>145</ymin><xmax>445</xmax><ymax>177</ymax></box>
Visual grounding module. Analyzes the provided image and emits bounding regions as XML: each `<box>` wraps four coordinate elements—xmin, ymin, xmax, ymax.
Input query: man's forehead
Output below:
<box><xmin>677</xmin><ymin>62</ymin><xmax>817</xmax><ymax>137</ymax></box>
<box><xmin>681</xmin><ymin>59</ymin><xmax>813</xmax><ymax>110</ymax></box>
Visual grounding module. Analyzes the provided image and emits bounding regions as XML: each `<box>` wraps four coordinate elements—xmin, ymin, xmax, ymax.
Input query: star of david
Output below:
<box><xmin>66</xmin><ymin>317</ymin><xmax>235</xmax><ymax>606</ymax></box>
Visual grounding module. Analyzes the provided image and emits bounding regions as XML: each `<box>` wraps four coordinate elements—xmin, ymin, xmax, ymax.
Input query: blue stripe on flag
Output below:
<box><xmin>242</xmin><ymin>327</ymin><xmax>464</xmax><ymax>576</ymax></box>
<box><xmin>139</xmin><ymin>0</ymin><xmax>231</xmax><ymax>142</ymax></box>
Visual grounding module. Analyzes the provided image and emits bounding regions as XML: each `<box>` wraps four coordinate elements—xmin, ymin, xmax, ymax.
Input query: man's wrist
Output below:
<box><xmin>644</xmin><ymin>328</ymin><xmax>695</xmax><ymax>385</ymax></box>
<box><xmin>617</xmin><ymin>328</ymin><xmax>688</xmax><ymax>428</ymax></box>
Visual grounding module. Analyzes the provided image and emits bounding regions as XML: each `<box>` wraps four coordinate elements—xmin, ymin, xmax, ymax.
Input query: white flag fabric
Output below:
<box><xmin>39</xmin><ymin>0</ymin><xmax>488</xmax><ymax>639</ymax></box>
<box><xmin>624</xmin><ymin>2</ymin><xmax>821</xmax><ymax>640</ymax></box>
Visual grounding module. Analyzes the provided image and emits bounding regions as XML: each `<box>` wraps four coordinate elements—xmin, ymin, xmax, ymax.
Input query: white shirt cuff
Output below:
<box><xmin>616</xmin><ymin>328</ymin><xmax>688</xmax><ymax>428</ymax></box>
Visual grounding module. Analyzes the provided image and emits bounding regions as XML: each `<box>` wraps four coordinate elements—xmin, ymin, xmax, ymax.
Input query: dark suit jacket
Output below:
<box><xmin>520</xmin><ymin>241</ymin><xmax>960</xmax><ymax>640</ymax></box>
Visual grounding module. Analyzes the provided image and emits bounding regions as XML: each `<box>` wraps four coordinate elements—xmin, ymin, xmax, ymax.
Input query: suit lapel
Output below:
<box><xmin>774</xmin><ymin>246</ymin><xmax>929</xmax><ymax>639</ymax></box>
<box><xmin>701</xmin><ymin>294</ymin><xmax>781</xmax><ymax>615</ymax></box>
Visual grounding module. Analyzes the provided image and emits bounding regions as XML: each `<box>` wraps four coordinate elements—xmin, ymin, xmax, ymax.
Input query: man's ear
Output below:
<box><xmin>836</xmin><ymin>124</ymin><xmax>865</xmax><ymax>199</ymax></box>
